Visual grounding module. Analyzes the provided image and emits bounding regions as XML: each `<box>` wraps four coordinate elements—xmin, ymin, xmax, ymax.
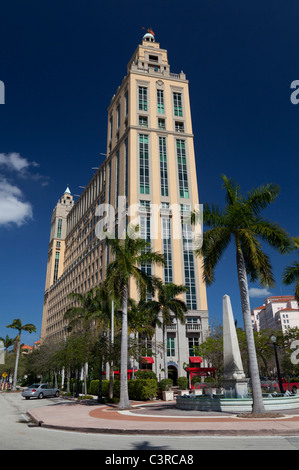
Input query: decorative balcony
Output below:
<box><xmin>186</xmin><ymin>323</ymin><xmax>201</xmax><ymax>332</ymax></box>
<box><xmin>166</xmin><ymin>323</ymin><xmax>177</xmax><ymax>331</ymax></box>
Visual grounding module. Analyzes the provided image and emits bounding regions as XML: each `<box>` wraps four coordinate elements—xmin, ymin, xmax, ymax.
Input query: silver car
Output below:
<box><xmin>21</xmin><ymin>383</ymin><xmax>60</xmax><ymax>400</ymax></box>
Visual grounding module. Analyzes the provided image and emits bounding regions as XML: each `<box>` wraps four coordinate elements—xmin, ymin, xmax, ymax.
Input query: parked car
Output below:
<box><xmin>21</xmin><ymin>383</ymin><xmax>60</xmax><ymax>400</ymax></box>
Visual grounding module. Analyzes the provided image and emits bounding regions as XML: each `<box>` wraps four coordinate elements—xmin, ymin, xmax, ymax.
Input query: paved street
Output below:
<box><xmin>2</xmin><ymin>392</ymin><xmax>299</xmax><ymax>450</ymax></box>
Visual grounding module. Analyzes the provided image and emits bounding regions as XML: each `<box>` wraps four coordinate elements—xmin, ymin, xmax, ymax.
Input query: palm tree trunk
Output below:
<box><xmin>109</xmin><ymin>303</ymin><xmax>114</xmax><ymax>400</ymax></box>
<box><xmin>83</xmin><ymin>363</ymin><xmax>87</xmax><ymax>396</ymax></box>
<box><xmin>119</xmin><ymin>285</ymin><xmax>130</xmax><ymax>409</ymax></box>
<box><xmin>66</xmin><ymin>369</ymin><xmax>70</xmax><ymax>394</ymax></box>
<box><xmin>163</xmin><ymin>324</ymin><xmax>168</xmax><ymax>379</ymax></box>
<box><xmin>12</xmin><ymin>334</ymin><xmax>21</xmax><ymax>391</ymax></box>
<box><xmin>236</xmin><ymin>244</ymin><xmax>266</xmax><ymax>414</ymax></box>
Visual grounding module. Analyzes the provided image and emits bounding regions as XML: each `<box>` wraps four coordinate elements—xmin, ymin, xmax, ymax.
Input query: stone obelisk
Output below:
<box><xmin>222</xmin><ymin>295</ymin><xmax>249</xmax><ymax>398</ymax></box>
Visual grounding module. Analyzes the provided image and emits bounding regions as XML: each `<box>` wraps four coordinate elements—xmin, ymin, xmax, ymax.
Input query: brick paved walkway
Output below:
<box><xmin>27</xmin><ymin>400</ymin><xmax>299</xmax><ymax>436</ymax></box>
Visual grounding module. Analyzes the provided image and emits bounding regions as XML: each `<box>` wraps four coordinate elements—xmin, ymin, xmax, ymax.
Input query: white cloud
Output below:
<box><xmin>248</xmin><ymin>287</ymin><xmax>272</xmax><ymax>298</ymax></box>
<box><xmin>0</xmin><ymin>152</ymin><xmax>38</xmax><ymax>173</ymax></box>
<box><xmin>0</xmin><ymin>178</ymin><xmax>33</xmax><ymax>226</ymax></box>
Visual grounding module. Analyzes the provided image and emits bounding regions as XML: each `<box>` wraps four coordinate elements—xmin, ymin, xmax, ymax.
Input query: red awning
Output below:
<box><xmin>141</xmin><ymin>357</ymin><xmax>154</xmax><ymax>364</ymax></box>
<box><xmin>189</xmin><ymin>356</ymin><xmax>203</xmax><ymax>364</ymax></box>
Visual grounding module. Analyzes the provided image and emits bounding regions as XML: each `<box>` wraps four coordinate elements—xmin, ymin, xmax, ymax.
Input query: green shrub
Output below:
<box><xmin>88</xmin><ymin>378</ymin><xmax>157</xmax><ymax>401</ymax></box>
<box><xmin>135</xmin><ymin>369</ymin><xmax>157</xmax><ymax>380</ymax></box>
<box><xmin>77</xmin><ymin>395</ymin><xmax>94</xmax><ymax>400</ymax></box>
<box><xmin>191</xmin><ymin>376</ymin><xmax>201</xmax><ymax>386</ymax></box>
<box><xmin>129</xmin><ymin>379</ymin><xmax>157</xmax><ymax>400</ymax></box>
<box><xmin>204</xmin><ymin>376</ymin><xmax>216</xmax><ymax>383</ymax></box>
<box><xmin>177</xmin><ymin>376</ymin><xmax>189</xmax><ymax>389</ymax></box>
<box><xmin>88</xmin><ymin>379</ymin><xmax>110</xmax><ymax>396</ymax></box>
<box><xmin>141</xmin><ymin>383</ymin><xmax>158</xmax><ymax>400</ymax></box>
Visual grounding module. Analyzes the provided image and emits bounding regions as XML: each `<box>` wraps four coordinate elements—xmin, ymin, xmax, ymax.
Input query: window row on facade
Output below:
<box><xmin>138</xmin><ymin>86</ymin><xmax>183</xmax><ymax>117</ymax></box>
<box><xmin>138</xmin><ymin>211</ymin><xmax>197</xmax><ymax>310</ymax></box>
<box><xmin>109</xmin><ymin>87</ymin><xmax>185</xmax><ymax>142</ymax></box>
<box><xmin>139</xmin><ymin>135</ymin><xmax>190</xmax><ymax>200</ymax></box>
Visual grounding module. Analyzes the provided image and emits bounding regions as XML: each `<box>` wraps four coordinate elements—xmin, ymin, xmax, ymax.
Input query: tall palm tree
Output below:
<box><xmin>6</xmin><ymin>319</ymin><xmax>36</xmax><ymax>390</ymax></box>
<box><xmin>283</xmin><ymin>236</ymin><xmax>299</xmax><ymax>302</ymax></box>
<box><xmin>143</xmin><ymin>280</ymin><xmax>188</xmax><ymax>379</ymax></box>
<box><xmin>193</xmin><ymin>175</ymin><xmax>291</xmax><ymax>414</ymax></box>
<box><xmin>105</xmin><ymin>226</ymin><xmax>165</xmax><ymax>409</ymax></box>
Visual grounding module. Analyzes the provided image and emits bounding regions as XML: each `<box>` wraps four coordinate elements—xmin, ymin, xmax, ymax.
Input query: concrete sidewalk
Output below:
<box><xmin>27</xmin><ymin>400</ymin><xmax>299</xmax><ymax>436</ymax></box>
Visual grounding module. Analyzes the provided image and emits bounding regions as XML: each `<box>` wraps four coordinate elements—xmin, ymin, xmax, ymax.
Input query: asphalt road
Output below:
<box><xmin>1</xmin><ymin>392</ymin><xmax>299</xmax><ymax>451</ymax></box>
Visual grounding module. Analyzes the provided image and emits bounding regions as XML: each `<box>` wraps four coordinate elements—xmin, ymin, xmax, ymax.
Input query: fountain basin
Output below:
<box><xmin>176</xmin><ymin>394</ymin><xmax>299</xmax><ymax>413</ymax></box>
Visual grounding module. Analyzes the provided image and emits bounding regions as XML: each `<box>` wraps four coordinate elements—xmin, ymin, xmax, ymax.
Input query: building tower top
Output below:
<box><xmin>142</xmin><ymin>27</ymin><xmax>155</xmax><ymax>43</ymax></box>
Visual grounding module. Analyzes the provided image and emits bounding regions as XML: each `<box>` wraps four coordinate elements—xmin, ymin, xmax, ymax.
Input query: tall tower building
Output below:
<box><xmin>41</xmin><ymin>187</ymin><xmax>74</xmax><ymax>340</ymax></box>
<box><xmin>41</xmin><ymin>32</ymin><xmax>209</xmax><ymax>381</ymax></box>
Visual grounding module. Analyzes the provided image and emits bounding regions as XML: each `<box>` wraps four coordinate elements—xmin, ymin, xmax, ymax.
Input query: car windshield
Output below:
<box><xmin>28</xmin><ymin>384</ymin><xmax>41</xmax><ymax>388</ymax></box>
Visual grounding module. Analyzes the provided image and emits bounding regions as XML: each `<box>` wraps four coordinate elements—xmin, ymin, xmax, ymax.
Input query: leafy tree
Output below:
<box><xmin>6</xmin><ymin>319</ymin><xmax>36</xmax><ymax>390</ymax></box>
<box><xmin>194</xmin><ymin>323</ymin><xmax>224</xmax><ymax>382</ymax></box>
<box><xmin>193</xmin><ymin>175</ymin><xmax>291</xmax><ymax>414</ymax></box>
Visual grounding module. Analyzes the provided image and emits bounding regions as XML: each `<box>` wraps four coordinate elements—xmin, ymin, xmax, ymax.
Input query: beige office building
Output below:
<box><xmin>41</xmin><ymin>32</ymin><xmax>209</xmax><ymax>381</ymax></box>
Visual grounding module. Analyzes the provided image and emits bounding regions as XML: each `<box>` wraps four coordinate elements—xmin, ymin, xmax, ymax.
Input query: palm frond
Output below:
<box><xmin>239</xmin><ymin>229</ymin><xmax>275</xmax><ymax>287</ymax></box>
<box><xmin>283</xmin><ymin>262</ymin><xmax>299</xmax><ymax>285</ymax></box>
<box><xmin>250</xmin><ymin>218</ymin><xmax>292</xmax><ymax>254</ymax></box>
<box><xmin>200</xmin><ymin>227</ymin><xmax>231</xmax><ymax>285</ymax></box>
<box><xmin>202</xmin><ymin>202</ymin><xmax>225</xmax><ymax>228</ymax></box>
<box><xmin>221</xmin><ymin>174</ymin><xmax>241</xmax><ymax>205</ymax></box>
<box><xmin>246</xmin><ymin>183</ymin><xmax>280</xmax><ymax>215</ymax></box>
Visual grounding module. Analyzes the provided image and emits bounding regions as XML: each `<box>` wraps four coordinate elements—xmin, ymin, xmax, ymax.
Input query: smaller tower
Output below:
<box><xmin>41</xmin><ymin>187</ymin><xmax>74</xmax><ymax>341</ymax></box>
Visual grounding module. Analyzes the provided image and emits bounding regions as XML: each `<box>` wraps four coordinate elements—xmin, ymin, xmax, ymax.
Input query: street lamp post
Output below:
<box><xmin>270</xmin><ymin>335</ymin><xmax>284</xmax><ymax>394</ymax></box>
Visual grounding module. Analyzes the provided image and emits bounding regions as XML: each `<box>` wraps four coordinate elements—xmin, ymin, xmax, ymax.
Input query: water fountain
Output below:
<box><xmin>177</xmin><ymin>295</ymin><xmax>299</xmax><ymax>413</ymax></box>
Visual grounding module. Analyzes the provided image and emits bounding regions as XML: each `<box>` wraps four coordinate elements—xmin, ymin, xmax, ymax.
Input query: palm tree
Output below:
<box><xmin>127</xmin><ymin>298</ymin><xmax>158</xmax><ymax>376</ymax></box>
<box><xmin>6</xmin><ymin>319</ymin><xmax>36</xmax><ymax>390</ymax></box>
<box><xmin>143</xmin><ymin>280</ymin><xmax>188</xmax><ymax>379</ymax></box>
<box><xmin>0</xmin><ymin>335</ymin><xmax>14</xmax><ymax>352</ymax></box>
<box><xmin>64</xmin><ymin>288</ymin><xmax>100</xmax><ymax>333</ymax></box>
<box><xmin>192</xmin><ymin>175</ymin><xmax>291</xmax><ymax>414</ymax></box>
<box><xmin>105</xmin><ymin>226</ymin><xmax>165</xmax><ymax>409</ymax></box>
<box><xmin>283</xmin><ymin>236</ymin><xmax>299</xmax><ymax>302</ymax></box>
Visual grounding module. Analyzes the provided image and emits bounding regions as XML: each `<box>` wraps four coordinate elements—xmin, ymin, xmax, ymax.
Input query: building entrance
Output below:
<box><xmin>168</xmin><ymin>365</ymin><xmax>178</xmax><ymax>385</ymax></box>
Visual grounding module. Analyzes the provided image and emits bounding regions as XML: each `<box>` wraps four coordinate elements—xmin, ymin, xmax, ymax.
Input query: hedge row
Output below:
<box><xmin>88</xmin><ymin>378</ymin><xmax>158</xmax><ymax>401</ymax></box>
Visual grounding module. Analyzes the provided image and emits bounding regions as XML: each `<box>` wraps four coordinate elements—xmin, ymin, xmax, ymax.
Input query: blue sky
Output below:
<box><xmin>0</xmin><ymin>0</ymin><xmax>298</xmax><ymax>346</ymax></box>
